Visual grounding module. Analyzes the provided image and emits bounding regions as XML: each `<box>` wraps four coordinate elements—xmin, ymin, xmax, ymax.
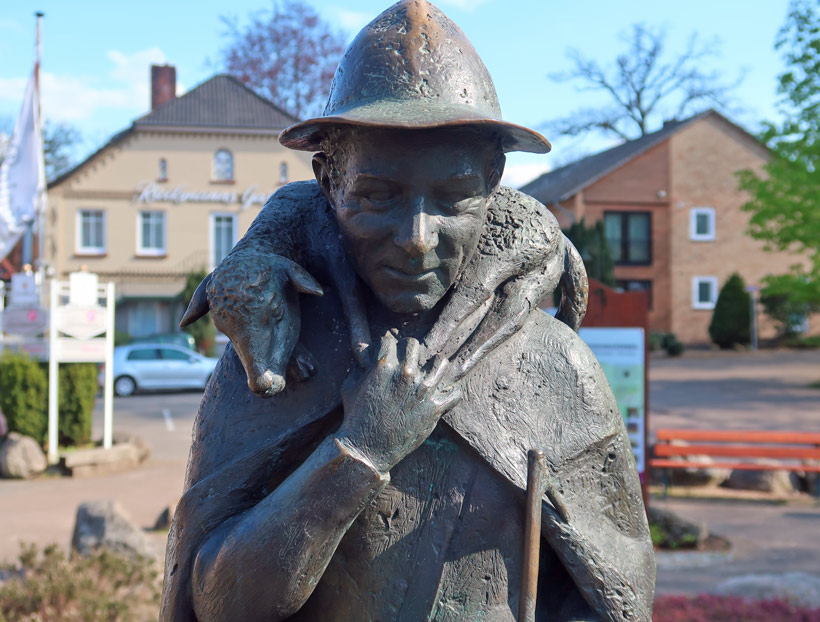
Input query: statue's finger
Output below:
<box><xmin>423</xmin><ymin>356</ymin><xmax>450</xmax><ymax>389</ymax></box>
<box><xmin>403</xmin><ymin>338</ymin><xmax>421</xmax><ymax>374</ymax></box>
<box><xmin>376</xmin><ymin>331</ymin><xmax>399</xmax><ymax>368</ymax></box>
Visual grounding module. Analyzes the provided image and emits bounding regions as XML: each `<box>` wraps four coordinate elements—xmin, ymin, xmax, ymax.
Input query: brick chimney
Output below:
<box><xmin>151</xmin><ymin>65</ymin><xmax>176</xmax><ymax>110</ymax></box>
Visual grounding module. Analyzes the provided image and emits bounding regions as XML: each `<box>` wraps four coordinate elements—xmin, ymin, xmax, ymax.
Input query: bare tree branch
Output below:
<box><xmin>219</xmin><ymin>0</ymin><xmax>347</xmax><ymax>120</ymax></box>
<box><xmin>545</xmin><ymin>24</ymin><xmax>741</xmax><ymax>141</ymax></box>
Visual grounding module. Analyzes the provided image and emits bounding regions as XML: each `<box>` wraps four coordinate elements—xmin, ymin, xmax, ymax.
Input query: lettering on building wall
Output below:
<box><xmin>133</xmin><ymin>182</ymin><xmax>271</xmax><ymax>211</ymax></box>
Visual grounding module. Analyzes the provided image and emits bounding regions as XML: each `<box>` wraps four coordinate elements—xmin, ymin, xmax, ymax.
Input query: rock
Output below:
<box><xmin>0</xmin><ymin>432</ymin><xmax>47</xmax><ymax>479</ymax></box>
<box><xmin>648</xmin><ymin>506</ymin><xmax>709</xmax><ymax>549</ymax></box>
<box><xmin>724</xmin><ymin>461</ymin><xmax>800</xmax><ymax>495</ymax></box>
<box><xmin>111</xmin><ymin>431</ymin><xmax>151</xmax><ymax>463</ymax></box>
<box><xmin>153</xmin><ymin>501</ymin><xmax>177</xmax><ymax>531</ymax></box>
<box><xmin>62</xmin><ymin>443</ymin><xmax>141</xmax><ymax>477</ymax></box>
<box><xmin>667</xmin><ymin>454</ymin><xmax>731</xmax><ymax>487</ymax></box>
<box><xmin>71</xmin><ymin>500</ymin><xmax>159</xmax><ymax>560</ymax></box>
<box><xmin>714</xmin><ymin>572</ymin><xmax>820</xmax><ymax>609</ymax></box>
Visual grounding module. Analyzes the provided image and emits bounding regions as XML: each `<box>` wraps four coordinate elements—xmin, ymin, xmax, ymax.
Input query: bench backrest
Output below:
<box><xmin>654</xmin><ymin>429</ymin><xmax>820</xmax><ymax>461</ymax></box>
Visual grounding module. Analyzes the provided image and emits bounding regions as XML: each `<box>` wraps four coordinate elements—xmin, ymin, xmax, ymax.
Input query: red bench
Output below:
<box><xmin>650</xmin><ymin>429</ymin><xmax>820</xmax><ymax>496</ymax></box>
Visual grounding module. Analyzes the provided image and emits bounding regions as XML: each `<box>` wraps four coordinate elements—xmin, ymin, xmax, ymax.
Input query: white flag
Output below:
<box><xmin>0</xmin><ymin>71</ymin><xmax>45</xmax><ymax>262</ymax></box>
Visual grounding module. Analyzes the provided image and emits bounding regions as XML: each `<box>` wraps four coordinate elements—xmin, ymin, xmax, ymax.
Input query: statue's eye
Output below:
<box><xmin>363</xmin><ymin>189</ymin><xmax>397</xmax><ymax>204</ymax></box>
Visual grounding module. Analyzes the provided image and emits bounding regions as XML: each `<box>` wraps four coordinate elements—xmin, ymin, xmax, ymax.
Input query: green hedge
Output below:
<box><xmin>0</xmin><ymin>352</ymin><xmax>48</xmax><ymax>444</ymax></box>
<box><xmin>0</xmin><ymin>353</ymin><xmax>98</xmax><ymax>447</ymax></box>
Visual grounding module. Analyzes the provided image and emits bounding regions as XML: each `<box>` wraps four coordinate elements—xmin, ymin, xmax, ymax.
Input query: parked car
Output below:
<box><xmin>110</xmin><ymin>343</ymin><xmax>219</xmax><ymax>396</ymax></box>
<box><xmin>129</xmin><ymin>332</ymin><xmax>196</xmax><ymax>350</ymax></box>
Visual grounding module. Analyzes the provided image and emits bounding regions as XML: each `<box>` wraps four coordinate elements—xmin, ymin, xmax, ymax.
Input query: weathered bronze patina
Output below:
<box><xmin>162</xmin><ymin>2</ymin><xmax>655</xmax><ymax>621</ymax></box>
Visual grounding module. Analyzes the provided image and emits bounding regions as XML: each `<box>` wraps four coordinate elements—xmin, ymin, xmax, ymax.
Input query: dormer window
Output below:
<box><xmin>213</xmin><ymin>149</ymin><xmax>234</xmax><ymax>182</ymax></box>
<box><xmin>280</xmin><ymin>162</ymin><xmax>288</xmax><ymax>184</ymax></box>
<box><xmin>158</xmin><ymin>158</ymin><xmax>168</xmax><ymax>181</ymax></box>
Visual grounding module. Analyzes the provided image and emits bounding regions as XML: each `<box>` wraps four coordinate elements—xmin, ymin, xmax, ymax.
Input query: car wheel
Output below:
<box><xmin>114</xmin><ymin>375</ymin><xmax>137</xmax><ymax>397</ymax></box>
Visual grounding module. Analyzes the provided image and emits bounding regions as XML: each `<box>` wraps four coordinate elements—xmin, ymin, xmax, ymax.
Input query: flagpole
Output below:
<box><xmin>34</xmin><ymin>11</ymin><xmax>47</xmax><ymax>302</ymax></box>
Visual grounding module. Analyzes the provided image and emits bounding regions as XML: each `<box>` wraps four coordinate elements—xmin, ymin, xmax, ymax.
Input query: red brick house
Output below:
<box><xmin>521</xmin><ymin>109</ymin><xmax>813</xmax><ymax>344</ymax></box>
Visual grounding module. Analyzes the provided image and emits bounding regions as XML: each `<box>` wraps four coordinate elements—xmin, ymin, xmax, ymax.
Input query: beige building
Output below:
<box><xmin>46</xmin><ymin>66</ymin><xmax>313</xmax><ymax>338</ymax></box>
<box><xmin>522</xmin><ymin>110</ymin><xmax>814</xmax><ymax>344</ymax></box>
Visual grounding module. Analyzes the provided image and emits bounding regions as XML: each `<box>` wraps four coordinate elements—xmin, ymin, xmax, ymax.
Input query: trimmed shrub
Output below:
<box><xmin>0</xmin><ymin>352</ymin><xmax>48</xmax><ymax>445</ymax></box>
<box><xmin>58</xmin><ymin>363</ymin><xmax>98</xmax><ymax>447</ymax></box>
<box><xmin>180</xmin><ymin>268</ymin><xmax>216</xmax><ymax>356</ymax></box>
<box><xmin>709</xmin><ymin>273</ymin><xmax>751</xmax><ymax>349</ymax></box>
<box><xmin>661</xmin><ymin>333</ymin><xmax>684</xmax><ymax>357</ymax></box>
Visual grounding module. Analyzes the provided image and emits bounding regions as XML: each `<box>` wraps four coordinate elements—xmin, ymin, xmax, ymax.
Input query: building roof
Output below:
<box><xmin>520</xmin><ymin>110</ymin><xmax>758</xmax><ymax>204</ymax></box>
<box><xmin>135</xmin><ymin>74</ymin><xmax>298</xmax><ymax>130</ymax></box>
<box><xmin>49</xmin><ymin>74</ymin><xmax>299</xmax><ymax>189</ymax></box>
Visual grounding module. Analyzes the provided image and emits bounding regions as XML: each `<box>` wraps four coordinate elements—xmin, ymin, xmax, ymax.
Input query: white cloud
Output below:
<box><xmin>438</xmin><ymin>0</ymin><xmax>492</xmax><ymax>11</ymax></box>
<box><xmin>501</xmin><ymin>162</ymin><xmax>551</xmax><ymax>189</ymax></box>
<box><xmin>0</xmin><ymin>48</ymin><xmax>170</xmax><ymax>124</ymax></box>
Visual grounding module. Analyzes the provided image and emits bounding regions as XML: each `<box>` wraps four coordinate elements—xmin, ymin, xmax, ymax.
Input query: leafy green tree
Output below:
<box><xmin>563</xmin><ymin>218</ymin><xmax>616</xmax><ymax>286</ymax></box>
<box><xmin>0</xmin><ymin>117</ymin><xmax>81</xmax><ymax>181</ymax></box>
<box><xmin>180</xmin><ymin>269</ymin><xmax>216</xmax><ymax>356</ymax></box>
<box><xmin>709</xmin><ymin>273</ymin><xmax>751</xmax><ymax>349</ymax></box>
<box><xmin>737</xmin><ymin>0</ymin><xmax>820</xmax><ymax>320</ymax></box>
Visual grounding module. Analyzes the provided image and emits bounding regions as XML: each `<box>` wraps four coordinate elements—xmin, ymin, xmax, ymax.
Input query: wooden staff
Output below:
<box><xmin>519</xmin><ymin>449</ymin><xmax>547</xmax><ymax>622</ymax></box>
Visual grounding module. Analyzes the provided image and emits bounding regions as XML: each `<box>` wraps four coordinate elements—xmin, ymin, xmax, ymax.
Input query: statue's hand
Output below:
<box><xmin>336</xmin><ymin>333</ymin><xmax>461</xmax><ymax>474</ymax></box>
<box><xmin>179</xmin><ymin>252</ymin><xmax>323</xmax><ymax>397</ymax></box>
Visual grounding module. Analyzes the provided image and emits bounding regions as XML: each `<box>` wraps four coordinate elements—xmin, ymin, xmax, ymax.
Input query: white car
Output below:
<box><xmin>110</xmin><ymin>343</ymin><xmax>219</xmax><ymax>396</ymax></box>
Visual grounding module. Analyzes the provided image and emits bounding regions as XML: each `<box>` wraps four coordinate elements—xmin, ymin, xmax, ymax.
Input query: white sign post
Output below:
<box><xmin>46</xmin><ymin>274</ymin><xmax>115</xmax><ymax>464</ymax></box>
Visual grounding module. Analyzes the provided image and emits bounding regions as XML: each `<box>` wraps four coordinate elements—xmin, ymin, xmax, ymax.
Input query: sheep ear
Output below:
<box><xmin>286</xmin><ymin>263</ymin><xmax>323</xmax><ymax>297</ymax></box>
<box><xmin>180</xmin><ymin>273</ymin><xmax>212</xmax><ymax>327</ymax></box>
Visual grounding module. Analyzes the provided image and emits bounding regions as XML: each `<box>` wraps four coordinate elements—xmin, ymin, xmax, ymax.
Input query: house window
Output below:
<box><xmin>279</xmin><ymin>162</ymin><xmax>288</xmax><ymax>184</ymax></box>
<box><xmin>138</xmin><ymin>211</ymin><xmax>166</xmax><ymax>255</ymax></box>
<box><xmin>76</xmin><ymin>209</ymin><xmax>106</xmax><ymax>255</ymax></box>
<box><xmin>690</xmin><ymin>207</ymin><xmax>715</xmax><ymax>241</ymax></box>
<box><xmin>616</xmin><ymin>279</ymin><xmax>653</xmax><ymax>310</ymax></box>
<box><xmin>158</xmin><ymin>158</ymin><xmax>168</xmax><ymax>181</ymax></box>
<box><xmin>213</xmin><ymin>149</ymin><xmax>234</xmax><ymax>182</ymax></box>
<box><xmin>604</xmin><ymin>211</ymin><xmax>651</xmax><ymax>265</ymax></box>
<box><xmin>210</xmin><ymin>213</ymin><xmax>237</xmax><ymax>269</ymax></box>
<box><xmin>692</xmin><ymin>276</ymin><xmax>718</xmax><ymax>310</ymax></box>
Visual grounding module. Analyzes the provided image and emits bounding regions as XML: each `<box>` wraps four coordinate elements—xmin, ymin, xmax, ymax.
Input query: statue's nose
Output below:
<box><xmin>248</xmin><ymin>369</ymin><xmax>286</xmax><ymax>397</ymax></box>
<box><xmin>395</xmin><ymin>199</ymin><xmax>438</xmax><ymax>257</ymax></box>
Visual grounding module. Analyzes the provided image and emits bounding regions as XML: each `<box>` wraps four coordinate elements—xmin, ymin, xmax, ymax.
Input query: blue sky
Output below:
<box><xmin>0</xmin><ymin>0</ymin><xmax>791</xmax><ymax>186</ymax></box>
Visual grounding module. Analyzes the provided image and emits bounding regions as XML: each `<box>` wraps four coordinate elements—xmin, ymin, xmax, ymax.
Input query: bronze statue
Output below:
<box><xmin>161</xmin><ymin>2</ymin><xmax>655</xmax><ymax>621</ymax></box>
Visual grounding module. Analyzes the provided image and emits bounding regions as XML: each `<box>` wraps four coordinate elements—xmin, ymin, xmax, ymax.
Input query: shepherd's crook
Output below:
<box><xmin>519</xmin><ymin>449</ymin><xmax>548</xmax><ymax>622</ymax></box>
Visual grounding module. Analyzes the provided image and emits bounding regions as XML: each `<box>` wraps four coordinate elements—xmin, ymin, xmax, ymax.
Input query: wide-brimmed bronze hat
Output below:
<box><xmin>279</xmin><ymin>0</ymin><xmax>550</xmax><ymax>154</ymax></box>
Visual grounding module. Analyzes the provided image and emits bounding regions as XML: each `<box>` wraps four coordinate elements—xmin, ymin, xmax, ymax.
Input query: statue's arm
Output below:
<box><xmin>191</xmin><ymin>436</ymin><xmax>389</xmax><ymax>622</ymax></box>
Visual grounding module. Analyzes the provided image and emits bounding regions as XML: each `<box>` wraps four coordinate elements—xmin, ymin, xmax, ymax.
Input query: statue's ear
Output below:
<box><xmin>180</xmin><ymin>272</ymin><xmax>212</xmax><ymax>327</ymax></box>
<box><xmin>312</xmin><ymin>153</ymin><xmax>334</xmax><ymax>206</ymax></box>
<box><xmin>487</xmin><ymin>150</ymin><xmax>506</xmax><ymax>191</ymax></box>
<box><xmin>285</xmin><ymin>262</ymin><xmax>324</xmax><ymax>297</ymax></box>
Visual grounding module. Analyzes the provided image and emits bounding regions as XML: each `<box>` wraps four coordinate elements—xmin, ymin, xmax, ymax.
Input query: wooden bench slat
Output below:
<box><xmin>650</xmin><ymin>459</ymin><xmax>820</xmax><ymax>473</ymax></box>
<box><xmin>654</xmin><ymin>444</ymin><xmax>820</xmax><ymax>460</ymax></box>
<box><xmin>655</xmin><ymin>429</ymin><xmax>820</xmax><ymax>444</ymax></box>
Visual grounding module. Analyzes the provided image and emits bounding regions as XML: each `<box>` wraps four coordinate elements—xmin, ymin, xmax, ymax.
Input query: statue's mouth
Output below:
<box><xmin>383</xmin><ymin>266</ymin><xmax>438</xmax><ymax>281</ymax></box>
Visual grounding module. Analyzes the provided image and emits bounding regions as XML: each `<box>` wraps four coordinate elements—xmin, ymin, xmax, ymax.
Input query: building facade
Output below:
<box><xmin>46</xmin><ymin>66</ymin><xmax>313</xmax><ymax>338</ymax></box>
<box><xmin>522</xmin><ymin>110</ymin><xmax>814</xmax><ymax>344</ymax></box>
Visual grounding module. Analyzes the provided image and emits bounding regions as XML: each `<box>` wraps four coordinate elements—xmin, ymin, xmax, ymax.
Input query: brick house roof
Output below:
<box><xmin>520</xmin><ymin>110</ymin><xmax>757</xmax><ymax>204</ymax></box>
<box><xmin>134</xmin><ymin>74</ymin><xmax>298</xmax><ymax>130</ymax></box>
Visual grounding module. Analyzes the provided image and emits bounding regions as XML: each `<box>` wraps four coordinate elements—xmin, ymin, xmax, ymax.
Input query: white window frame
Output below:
<box><xmin>690</xmin><ymin>207</ymin><xmax>716</xmax><ymax>241</ymax></box>
<box><xmin>76</xmin><ymin>209</ymin><xmax>106</xmax><ymax>255</ymax></box>
<box><xmin>137</xmin><ymin>210</ymin><xmax>167</xmax><ymax>256</ymax></box>
<box><xmin>692</xmin><ymin>276</ymin><xmax>719</xmax><ymax>310</ymax></box>
<box><xmin>209</xmin><ymin>212</ymin><xmax>237</xmax><ymax>270</ymax></box>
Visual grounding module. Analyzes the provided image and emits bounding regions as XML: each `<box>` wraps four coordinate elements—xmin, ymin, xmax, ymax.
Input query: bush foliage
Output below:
<box><xmin>180</xmin><ymin>269</ymin><xmax>216</xmax><ymax>356</ymax></box>
<box><xmin>0</xmin><ymin>353</ymin><xmax>49</xmax><ymax>444</ymax></box>
<box><xmin>0</xmin><ymin>354</ymin><xmax>98</xmax><ymax>447</ymax></box>
<box><xmin>709</xmin><ymin>273</ymin><xmax>751</xmax><ymax>349</ymax></box>
<box><xmin>57</xmin><ymin>363</ymin><xmax>98</xmax><ymax>447</ymax></box>
<box><xmin>0</xmin><ymin>543</ymin><xmax>159</xmax><ymax>622</ymax></box>
<box><xmin>654</xmin><ymin>594</ymin><xmax>820</xmax><ymax>622</ymax></box>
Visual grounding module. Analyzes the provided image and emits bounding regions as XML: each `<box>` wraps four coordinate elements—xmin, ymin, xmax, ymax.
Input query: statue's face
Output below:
<box><xmin>320</xmin><ymin>128</ymin><xmax>502</xmax><ymax>314</ymax></box>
